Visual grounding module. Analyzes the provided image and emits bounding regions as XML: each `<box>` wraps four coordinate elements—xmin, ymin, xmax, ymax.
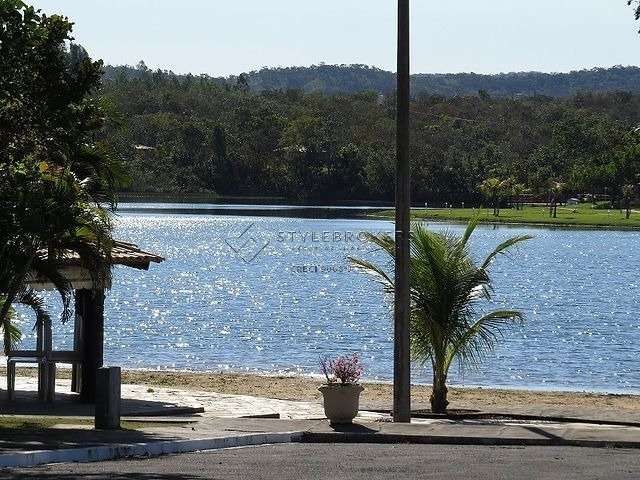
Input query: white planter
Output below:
<box><xmin>318</xmin><ymin>384</ymin><xmax>364</xmax><ymax>425</ymax></box>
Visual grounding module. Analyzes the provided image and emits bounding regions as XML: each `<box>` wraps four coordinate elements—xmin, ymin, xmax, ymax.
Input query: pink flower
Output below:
<box><xmin>320</xmin><ymin>353</ymin><xmax>364</xmax><ymax>384</ymax></box>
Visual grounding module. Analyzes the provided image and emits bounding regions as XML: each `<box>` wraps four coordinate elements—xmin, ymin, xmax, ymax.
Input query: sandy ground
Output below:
<box><xmin>5</xmin><ymin>368</ymin><xmax>639</xmax><ymax>422</ymax></box>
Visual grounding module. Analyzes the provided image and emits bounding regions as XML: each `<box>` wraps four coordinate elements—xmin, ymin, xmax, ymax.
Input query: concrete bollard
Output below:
<box><xmin>95</xmin><ymin>367</ymin><xmax>121</xmax><ymax>430</ymax></box>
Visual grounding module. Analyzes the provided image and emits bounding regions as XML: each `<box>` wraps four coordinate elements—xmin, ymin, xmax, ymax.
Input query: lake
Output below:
<box><xmin>22</xmin><ymin>204</ymin><xmax>640</xmax><ymax>393</ymax></box>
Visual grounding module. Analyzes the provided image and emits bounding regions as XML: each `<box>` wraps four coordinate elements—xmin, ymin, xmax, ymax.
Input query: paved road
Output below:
<box><xmin>4</xmin><ymin>443</ymin><xmax>640</xmax><ymax>480</ymax></box>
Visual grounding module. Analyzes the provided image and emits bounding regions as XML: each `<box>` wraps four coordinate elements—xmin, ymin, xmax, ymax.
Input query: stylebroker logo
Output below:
<box><xmin>224</xmin><ymin>222</ymin><xmax>270</xmax><ymax>263</ymax></box>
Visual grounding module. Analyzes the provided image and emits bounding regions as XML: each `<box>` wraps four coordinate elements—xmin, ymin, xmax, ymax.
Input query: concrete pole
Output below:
<box><xmin>394</xmin><ymin>0</ymin><xmax>411</xmax><ymax>423</ymax></box>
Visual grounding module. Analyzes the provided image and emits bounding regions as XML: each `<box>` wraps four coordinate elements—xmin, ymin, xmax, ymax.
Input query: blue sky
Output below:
<box><xmin>35</xmin><ymin>0</ymin><xmax>640</xmax><ymax>76</ymax></box>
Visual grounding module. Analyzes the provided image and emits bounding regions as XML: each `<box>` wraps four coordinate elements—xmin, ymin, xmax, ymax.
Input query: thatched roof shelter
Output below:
<box><xmin>13</xmin><ymin>241</ymin><xmax>164</xmax><ymax>402</ymax></box>
<box><xmin>27</xmin><ymin>241</ymin><xmax>164</xmax><ymax>290</ymax></box>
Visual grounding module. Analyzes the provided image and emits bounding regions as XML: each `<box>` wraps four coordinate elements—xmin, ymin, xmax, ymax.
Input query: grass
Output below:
<box><xmin>375</xmin><ymin>204</ymin><xmax>640</xmax><ymax>228</ymax></box>
<box><xmin>0</xmin><ymin>416</ymin><xmax>92</xmax><ymax>430</ymax></box>
<box><xmin>0</xmin><ymin>415</ymin><xmax>173</xmax><ymax>431</ymax></box>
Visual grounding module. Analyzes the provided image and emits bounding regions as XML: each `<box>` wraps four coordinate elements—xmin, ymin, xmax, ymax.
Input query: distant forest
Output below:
<box><xmin>98</xmin><ymin>63</ymin><xmax>640</xmax><ymax>203</ymax></box>
<box><xmin>105</xmin><ymin>64</ymin><xmax>640</xmax><ymax>98</ymax></box>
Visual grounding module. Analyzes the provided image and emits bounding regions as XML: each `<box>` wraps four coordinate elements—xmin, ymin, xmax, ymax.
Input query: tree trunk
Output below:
<box><xmin>430</xmin><ymin>370</ymin><xmax>449</xmax><ymax>414</ymax></box>
<box><xmin>626</xmin><ymin>199</ymin><xmax>631</xmax><ymax>219</ymax></box>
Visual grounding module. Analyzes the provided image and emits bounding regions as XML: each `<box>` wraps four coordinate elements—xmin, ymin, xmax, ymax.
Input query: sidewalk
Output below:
<box><xmin>147</xmin><ymin>416</ymin><xmax>640</xmax><ymax>448</ymax></box>
<box><xmin>2</xmin><ymin>414</ymin><xmax>640</xmax><ymax>468</ymax></box>
<box><xmin>1</xmin><ymin>376</ymin><xmax>640</xmax><ymax>468</ymax></box>
<box><xmin>1</xmin><ymin>376</ymin><xmax>325</xmax><ymax>419</ymax></box>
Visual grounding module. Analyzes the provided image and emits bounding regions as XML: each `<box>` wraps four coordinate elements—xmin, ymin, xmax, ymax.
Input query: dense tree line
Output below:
<box><xmin>96</xmin><ymin>64</ymin><xmax>640</xmax><ymax>204</ymax></box>
<box><xmin>105</xmin><ymin>64</ymin><xmax>640</xmax><ymax>99</ymax></box>
<box><xmin>242</xmin><ymin>65</ymin><xmax>640</xmax><ymax>98</ymax></box>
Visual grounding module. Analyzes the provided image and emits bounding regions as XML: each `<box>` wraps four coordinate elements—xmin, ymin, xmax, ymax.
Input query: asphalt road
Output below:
<box><xmin>4</xmin><ymin>443</ymin><xmax>640</xmax><ymax>480</ymax></box>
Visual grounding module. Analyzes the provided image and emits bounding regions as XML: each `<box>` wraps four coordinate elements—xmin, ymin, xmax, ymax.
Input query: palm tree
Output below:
<box><xmin>622</xmin><ymin>184</ymin><xmax>635</xmax><ymax>220</ymax></box>
<box><xmin>511</xmin><ymin>183</ymin><xmax>527</xmax><ymax>211</ymax></box>
<box><xmin>350</xmin><ymin>220</ymin><xmax>531</xmax><ymax>413</ymax></box>
<box><xmin>548</xmin><ymin>181</ymin><xmax>565</xmax><ymax>219</ymax></box>
<box><xmin>479</xmin><ymin>178</ymin><xmax>511</xmax><ymax>217</ymax></box>
<box><xmin>0</xmin><ymin>161</ymin><xmax>114</xmax><ymax>350</ymax></box>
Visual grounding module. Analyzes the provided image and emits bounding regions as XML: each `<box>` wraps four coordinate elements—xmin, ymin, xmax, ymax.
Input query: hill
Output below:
<box><xmin>104</xmin><ymin>63</ymin><xmax>640</xmax><ymax>98</ymax></box>
<box><xmin>95</xmin><ymin>64</ymin><xmax>640</xmax><ymax>203</ymax></box>
<box><xmin>245</xmin><ymin>64</ymin><xmax>640</xmax><ymax>97</ymax></box>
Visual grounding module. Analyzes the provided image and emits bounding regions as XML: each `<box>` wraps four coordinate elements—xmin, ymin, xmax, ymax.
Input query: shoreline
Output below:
<box><xmin>25</xmin><ymin>365</ymin><xmax>636</xmax><ymax>396</ymax></box>
<box><xmin>369</xmin><ymin>214</ymin><xmax>640</xmax><ymax>231</ymax></box>
<box><xmin>9</xmin><ymin>368</ymin><xmax>638</xmax><ymax>421</ymax></box>
<box><xmin>372</xmin><ymin>207</ymin><xmax>640</xmax><ymax>231</ymax></box>
<box><xmin>117</xmin><ymin>367</ymin><xmax>640</xmax><ymax>396</ymax></box>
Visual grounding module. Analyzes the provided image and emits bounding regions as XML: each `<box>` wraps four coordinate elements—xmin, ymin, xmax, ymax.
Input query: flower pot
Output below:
<box><xmin>318</xmin><ymin>384</ymin><xmax>364</xmax><ymax>425</ymax></box>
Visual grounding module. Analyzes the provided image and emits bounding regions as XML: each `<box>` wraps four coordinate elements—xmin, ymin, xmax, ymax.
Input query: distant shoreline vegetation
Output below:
<box><xmin>376</xmin><ymin>204</ymin><xmax>640</xmax><ymax>229</ymax></box>
<box><xmin>99</xmin><ymin>63</ymin><xmax>640</xmax><ymax>210</ymax></box>
<box><xmin>116</xmin><ymin>192</ymin><xmax>392</xmax><ymax>207</ymax></box>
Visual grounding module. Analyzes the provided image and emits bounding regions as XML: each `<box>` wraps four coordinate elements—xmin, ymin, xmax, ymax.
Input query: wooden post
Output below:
<box><xmin>95</xmin><ymin>367</ymin><xmax>121</xmax><ymax>430</ymax></box>
<box><xmin>76</xmin><ymin>289</ymin><xmax>105</xmax><ymax>403</ymax></box>
<box><xmin>43</xmin><ymin>316</ymin><xmax>54</xmax><ymax>402</ymax></box>
<box><xmin>394</xmin><ymin>0</ymin><xmax>411</xmax><ymax>423</ymax></box>
<box><xmin>71</xmin><ymin>304</ymin><xmax>83</xmax><ymax>393</ymax></box>
<box><xmin>36</xmin><ymin>315</ymin><xmax>45</xmax><ymax>402</ymax></box>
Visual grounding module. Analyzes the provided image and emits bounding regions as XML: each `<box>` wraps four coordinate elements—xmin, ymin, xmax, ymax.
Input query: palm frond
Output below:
<box><xmin>0</xmin><ymin>296</ymin><xmax>22</xmax><ymax>353</ymax></box>
<box><xmin>348</xmin><ymin>256</ymin><xmax>394</xmax><ymax>290</ymax></box>
<box><xmin>30</xmin><ymin>256</ymin><xmax>74</xmax><ymax>323</ymax></box>
<box><xmin>480</xmin><ymin>235</ymin><xmax>533</xmax><ymax>270</ymax></box>
<box><xmin>15</xmin><ymin>287</ymin><xmax>51</xmax><ymax>326</ymax></box>
<box><xmin>448</xmin><ymin>309</ymin><xmax>524</xmax><ymax>371</ymax></box>
<box><xmin>459</xmin><ymin>217</ymin><xmax>479</xmax><ymax>250</ymax></box>
<box><xmin>359</xmin><ymin>231</ymin><xmax>395</xmax><ymax>257</ymax></box>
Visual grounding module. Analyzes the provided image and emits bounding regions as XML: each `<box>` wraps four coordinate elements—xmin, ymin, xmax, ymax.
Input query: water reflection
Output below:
<box><xmin>18</xmin><ymin>209</ymin><xmax>640</xmax><ymax>393</ymax></box>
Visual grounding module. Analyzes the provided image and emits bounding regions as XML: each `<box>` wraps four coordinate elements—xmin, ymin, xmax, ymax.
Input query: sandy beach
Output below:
<box><xmin>9</xmin><ymin>368</ymin><xmax>635</xmax><ymax>422</ymax></box>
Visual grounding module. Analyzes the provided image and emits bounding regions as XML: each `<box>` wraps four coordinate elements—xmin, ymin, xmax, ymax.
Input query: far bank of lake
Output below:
<box><xmin>377</xmin><ymin>204</ymin><xmax>640</xmax><ymax>229</ymax></box>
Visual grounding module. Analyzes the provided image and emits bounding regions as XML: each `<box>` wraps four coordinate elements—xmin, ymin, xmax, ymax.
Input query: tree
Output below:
<box><xmin>630</xmin><ymin>1</ymin><xmax>640</xmax><ymax>30</ymax></box>
<box><xmin>0</xmin><ymin>1</ymin><xmax>121</xmax><ymax>347</ymax></box>
<box><xmin>622</xmin><ymin>184</ymin><xmax>636</xmax><ymax>219</ymax></box>
<box><xmin>97</xmin><ymin>62</ymin><xmax>640</xmax><ymax>203</ymax></box>
<box><xmin>548</xmin><ymin>181</ymin><xmax>566</xmax><ymax>218</ymax></box>
<box><xmin>511</xmin><ymin>183</ymin><xmax>526</xmax><ymax>211</ymax></box>
<box><xmin>350</xmin><ymin>221</ymin><xmax>531</xmax><ymax>413</ymax></box>
<box><xmin>479</xmin><ymin>178</ymin><xmax>510</xmax><ymax>216</ymax></box>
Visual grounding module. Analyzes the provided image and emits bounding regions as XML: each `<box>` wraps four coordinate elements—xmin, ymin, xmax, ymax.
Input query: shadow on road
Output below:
<box><xmin>329</xmin><ymin>423</ymin><xmax>378</xmax><ymax>434</ymax></box>
<box><xmin>2</xmin><ymin>473</ymin><xmax>205</xmax><ymax>480</ymax></box>
<box><xmin>0</xmin><ymin>426</ymin><xmax>181</xmax><ymax>453</ymax></box>
<box><xmin>0</xmin><ymin>389</ymin><xmax>192</xmax><ymax>417</ymax></box>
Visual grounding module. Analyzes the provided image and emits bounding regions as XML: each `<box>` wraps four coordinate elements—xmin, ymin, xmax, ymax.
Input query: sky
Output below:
<box><xmin>34</xmin><ymin>0</ymin><xmax>640</xmax><ymax>77</ymax></box>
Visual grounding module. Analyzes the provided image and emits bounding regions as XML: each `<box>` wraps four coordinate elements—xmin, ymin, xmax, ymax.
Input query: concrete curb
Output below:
<box><xmin>299</xmin><ymin>432</ymin><xmax>640</xmax><ymax>449</ymax></box>
<box><xmin>0</xmin><ymin>432</ymin><xmax>301</xmax><ymax>469</ymax></box>
<box><xmin>4</xmin><ymin>429</ymin><xmax>640</xmax><ymax>469</ymax></box>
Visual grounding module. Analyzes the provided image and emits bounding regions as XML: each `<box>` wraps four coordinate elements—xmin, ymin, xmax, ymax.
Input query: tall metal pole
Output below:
<box><xmin>393</xmin><ymin>0</ymin><xmax>411</xmax><ymax>423</ymax></box>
